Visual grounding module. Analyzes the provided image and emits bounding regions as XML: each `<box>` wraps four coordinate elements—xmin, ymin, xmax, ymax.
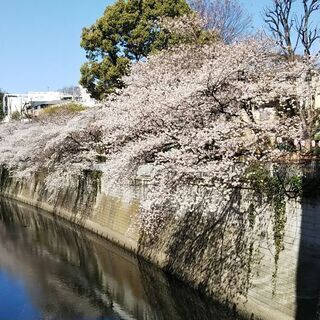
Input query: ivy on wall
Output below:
<box><xmin>246</xmin><ymin>163</ymin><xmax>303</xmax><ymax>293</ymax></box>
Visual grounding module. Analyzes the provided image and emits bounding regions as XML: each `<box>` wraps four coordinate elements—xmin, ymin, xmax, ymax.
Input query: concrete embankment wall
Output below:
<box><xmin>0</xmin><ymin>166</ymin><xmax>318</xmax><ymax>320</ymax></box>
<box><xmin>0</xmin><ymin>167</ymin><xmax>141</xmax><ymax>253</ymax></box>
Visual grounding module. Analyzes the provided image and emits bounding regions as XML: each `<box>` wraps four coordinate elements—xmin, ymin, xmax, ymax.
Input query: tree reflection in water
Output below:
<box><xmin>0</xmin><ymin>199</ymin><xmax>241</xmax><ymax>320</ymax></box>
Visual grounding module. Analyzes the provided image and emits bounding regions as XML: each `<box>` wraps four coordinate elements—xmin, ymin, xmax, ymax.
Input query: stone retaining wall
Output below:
<box><xmin>0</xmin><ymin>166</ymin><xmax>318</xmax><ymax>320</ymax></box>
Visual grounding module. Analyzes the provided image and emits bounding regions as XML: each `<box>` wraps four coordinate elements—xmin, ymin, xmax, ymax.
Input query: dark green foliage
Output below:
<box><xmin>80</xmin><ymin>0</ymin><xmax>191</xmax><ymax>100</ymax></box>
<box><xmin>276</xmin><ymin>141</ymin><xmax>295</xmax><ymax>152</ymax></box>
<box><xmin>0</xmin><ymin>90</ymin><xmax>5</xmax><ymax>122</ymax></box>
<box><xmin>0</xmin><ymin>109</ymin><xmax>4</xmax><ymax>122</ymax></box>
<box><xmin>246</xmin><ymin>163</ymin><xmax>302</xmax><ymax>292</ymax></box>
<box><xmin>246</xmin><ymin>164</ymin><xmax>303</xmax><ymax>200</ymax></box>
<box><xmin>11</xmin><ymin>111</ymin><xmax>21</xmax><ymax>121</ymax></box>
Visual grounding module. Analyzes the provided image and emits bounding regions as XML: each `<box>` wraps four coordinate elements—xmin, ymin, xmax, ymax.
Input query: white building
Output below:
<box><xmin>2</xmin><ymin>91</ymin><xmax>72</xmax><ymax>119</ymax></box>
<box><xmin>2</xmin><ymin>86</ymin><xmax>96</xmax><ymax>120</ymax></box>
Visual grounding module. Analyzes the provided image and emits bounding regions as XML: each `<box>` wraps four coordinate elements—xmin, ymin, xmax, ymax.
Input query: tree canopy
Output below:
<box><xmin>80</xmin><ymin>0</ymin><xmax>191</xmax><ymax>100</ymax></box>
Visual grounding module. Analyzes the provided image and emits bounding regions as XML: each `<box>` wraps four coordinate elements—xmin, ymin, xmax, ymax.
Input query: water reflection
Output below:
<box><xmin>0</xmin><ymin>199</ymin><xmax>240</xmax><ymax>320</ymax></box>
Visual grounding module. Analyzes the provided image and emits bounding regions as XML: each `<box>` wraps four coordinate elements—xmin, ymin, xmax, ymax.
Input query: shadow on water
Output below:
<box><xmin>0</xmin><ymin>198</ymin><xmax>241</xmax><ymax>320</ymax></box>
<box><xmin>296</xmin><ymin>162</ymin><xmax>320</xmax><ymax>320</ymax></box>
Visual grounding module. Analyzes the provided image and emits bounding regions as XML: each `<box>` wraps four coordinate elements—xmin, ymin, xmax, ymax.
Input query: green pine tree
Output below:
<box><xmin>80</xmin><ymin>0</ymin><xmax>191</xmax><ymax>100</ymax></box>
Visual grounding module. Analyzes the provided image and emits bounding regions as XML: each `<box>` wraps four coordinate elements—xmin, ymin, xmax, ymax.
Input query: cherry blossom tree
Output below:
<box><xmin>0</xmin><ymin>31</ymin><xmax>319</xmax><ymax>233</ymax></box>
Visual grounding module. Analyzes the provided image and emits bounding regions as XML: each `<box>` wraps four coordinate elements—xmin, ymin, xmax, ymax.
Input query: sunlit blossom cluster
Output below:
<box><xmin>0</xmin><ymin>37</ymin><xmax>318</xmax><ymax>233</ymax></box>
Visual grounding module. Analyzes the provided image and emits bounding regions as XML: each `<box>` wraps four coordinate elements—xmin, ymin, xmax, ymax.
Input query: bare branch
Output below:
<box><xmin>265</xmin><ymin>0</ymin><xmax>320</xmax><ymax>58</ymax></box>
<box><xmin>298</xmin><ymin>0</ymin><xmax>320</xmax><ymax>56</ymax></box>
<box><xmin>189</xmin><ymin>0</ymin><xmax>252</xmax><ymax>43</ymax></box>
<box><xmin>264</xmin><ymin>0</ymin><xmax>297</xmax><ymax>57</ymax></box>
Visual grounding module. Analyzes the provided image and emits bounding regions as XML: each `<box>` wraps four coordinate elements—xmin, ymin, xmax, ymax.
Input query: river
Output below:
<box><xmin>0</xmin><ymin>198</ymin><xmax>241</xmax><ymax>320</ymax></box>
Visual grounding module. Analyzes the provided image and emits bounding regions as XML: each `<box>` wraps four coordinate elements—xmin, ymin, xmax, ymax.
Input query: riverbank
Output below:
<box><xmin>1</xmin><ymin>164</ymin><xmax>317</xmax><ymax>320</ymax></box>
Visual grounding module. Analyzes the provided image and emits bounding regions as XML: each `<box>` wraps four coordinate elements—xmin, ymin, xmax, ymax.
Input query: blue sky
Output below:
<box><xmin>239</xmin><ymin>0</ymin><xmax>270</xmax><ymax>29</ymax></box>
<box><xmin>0</xmin><ymin>0</ymin><xmax>278</xmax><ymax>93</ymax></box>
<box><xmin>0</xmin><ymin>0</ymin><xmax>112</xmax><ymax>93</ymax></box>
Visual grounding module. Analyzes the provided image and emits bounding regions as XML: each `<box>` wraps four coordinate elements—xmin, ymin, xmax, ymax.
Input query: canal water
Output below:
<box><xmin>0</xmin><ymin>199</ymin><xmax>240</xmax><ymax>320</ymax></box>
